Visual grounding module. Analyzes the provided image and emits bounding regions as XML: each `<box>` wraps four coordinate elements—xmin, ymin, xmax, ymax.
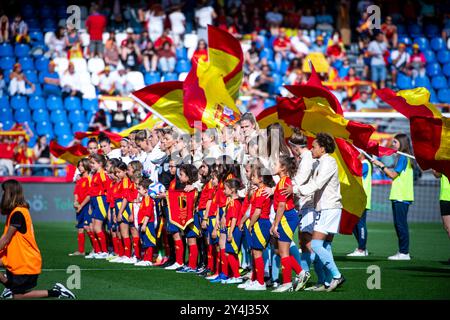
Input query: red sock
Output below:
<box><xmin>254</xmin><ymin>256</ymin><xmax>265</xmax><ymax>285</ymax></box>
<box><xmin>117</xmin><ymin>239</ymin><xmax>124</xmax><ymax>256</ymax></box>
<box><xmin>174</xmin><ymin>239</ymin><xmax>184</xmax><ymax>265</ymax></box>
<box><xmin>123</xmin><ymin>237</ymin><xmax>131</xmax><ymax>257</ymax></box>
<box><xmin>132</xmin><ymin>237</ymin><xmax>141</xmax><ymax>259</ymax></box>
<box><xmin>112</xmin><ymin>236</ymin><xmax>119</xmax><ymax>255</ymax></box>
<box><xmin>281</xmin><ymin>257</ymin><xmax>293</xmax><ymax>284</ymax></box>
<box><xmin>96</xmin><ymin>231</ymin><xmax>107</xmax><ymax>253</ymax></box>
<box><xmin>228</xmin><ymin>253</ymin><xmax>240</xmax><ymax>278</ymax></box>
<box><xmin>207</xmin><ymin>245</ymin><xmax>214</xmax><ymax>271</ymax></box>
<box><xmin>188</xmin><ymin>244</ymin><xmax>198</xmax><ymax>269</ymax></box>
<box><xmin>77</xmin><ymin>232</ymin><xmax>85</xmax><ymax>253</ymax></box>
<box><xmin>220</xmin><ymin>249</ymin><xmax>228</xmax><ymax>276</ymax></box>
<box><xmin>144</xmin><ymin>247</ymin><xmax>153</xmax><ymax>262</ymax></box>
<box><xmin>87</xmin><ymin>232</ymin><xmax>100</xmax><ymax>253</ymax></box>
<box><xmin>215</xmin><ymin>247</ymin><xmax>220</xmax><ymax>274</ymax></box>
<box><xmin>290</xmin><ymin>256</ymin><xmax>302</xmax><ymax>274</ymax></box>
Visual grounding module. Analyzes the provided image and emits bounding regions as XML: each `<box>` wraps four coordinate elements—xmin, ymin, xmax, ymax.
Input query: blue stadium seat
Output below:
<box><xmin>0</xmin><ymin>43</ymin><xmax>13</xmax><ymax>57</ymax></box>
<box><xmin>35</xmin><ymin>56</ymin><xmax>49</xmax><ymax>72</ymax></box>
<box><xmin>11</xmin><ymin>96</ymin><xmax>28</xmax><ymax>110</ymax></box>
<box><xmin>40</xmin><ymin>6</ymin><xmax>55</xmax><ymax>19</ymax></box>
<box><xmin>36</xmin><ymin>121</ymin><xmax>53</xmax><ymax>137</ymax></box>
<box><xmin>22</xmin><ymin>4</ymin><xmax>35</xmax><ymax>19</ymax></box>
<box><xmin>260</xmin><ymin>48</ymin><xmax>274</xmax><ymax>61</ymax></box>
<box><xmin>27</xmin><ymin>19</ymin><xmax>40</xmax><ymax>31</ymax></box>
<box><xmin>175</xmin><ymin>59</ymin><xmax>191</xmax><ymax>73</ymax></box>
<box><xmin>431</xmin><ymin>37</ymin><xmax>445</xmax><ymax>52</ymax></box>
<box><xmin>431</xmin><ymin>75</ymin><xmax>447</xmax><ymax>89</ymax></box>
<box><xmin>46</xmin><ymin>96</ymin><xmax>63</xmax><ymax>110</ymax></box>
<box><xmin>429</xmin><ymin>88</ymin><xmax>439</xmax><ymax>103</ymax></box>
<box><xmin>14</xmin><ymin>107</ymin><xmax>31</xmax><ymax>123</ymax></box>
<box><xmin>437</xmin><ymin>88</ymin><xmax>450</xmax><ymax>104</ymax></box>
<box><xmin>397</xmin><ymin>73</ymin><xmax>412</xmax><ymax>90</ymax></box>
<box><xmin>32</xmin><ymin>108</ymin><xmax>49</xmax><ymax>122</ymax></box>
<box><xmin>14</xmin><ymin>44</ymin><xmax>30</xmax><ymax>57</ymax></box>
<box><xmin>54</xmin><ymin>121</ymin><xmax>71</xmax><ymax>135</ymax></box>
<box><xmin>426</xmin><ymin>62</ymin><xmax>442</xmax><ymax>77</ymax></box>
<box><xmin>443</xmin><ymin>63</ymin><xmax>450</xmax><ymax>77</ymax></box>
<box><xmin>425</xmin><ymin>25</ymin><xmax>439</xmax><ymax>37</ymax></box>
<box><xmin>72</xmin><ymin>122</ymin><xmax>88</xmax><ymax>134</ymax></box>
<box><xmin>28</xmin><ymin>96</ymin><xmax>46</xmax><ymax>110</ymax></box>
<box><xmin>163</xmin><ymin>72</ymin><xmax>178</xmax><ymax>82</ymax></box>
<box><xmin>279</xmin><ymin>59</ymin><xmax>289</xmax><ymax>74</ymax></box>
<box><xmin>408</xmin><ymin>24</ymin><xmax>422</xmax><ymax>37</ymax></box>
<box><xmin>0</xmin><ymin>96</ymin><xmax>9</xmax><ymax>108</ymax></box>
<box><xmin>57</xmin><ymin>133</ymin><xmax>72</xmax><ymax>147</ymax></box>
<box><xmin>269</xmin><ymin>73</ymin><xmax>283</xmax><ymax>95</ymax></box>
<box><xmin>144</xmin><ymin>72</ymin><xmax>161</xmax><ymax>85</ymax></box>
<box><xmin>19</xmin><ymin>57</ymin><xmax>34</xmax><ymax>71</ymax></box>
<box><xmin>423</xmin><ymin>50</ymin><xmax>435</xmax><ymax>63</ymax></box>
<box><xmin>263</xmin><ymin>98</ymin><xmax>276</xmax><ymax>109</ymax></box>
<box><xmin>0</xmin><ymin>57</ymin><xmax>15</xmax><ymax>70</ymax></box>
<box><xmin>0</xmin><ymin>107</ymin><xmax>13</xmax><ymax>121</ymax></box>
<box><xmin>64</xmin><ymin>97</ymin><xmax>81</xmax><ymax>111</ymax></box>
<box><xmin>0</xmin><ymin>119</ymin><xmax>14</xmax><ymax>130</ymax></box>
<box><xmin>50</xmin><ymin>109</ymin><xmax>67</xmax><ymax>123</ymax></box>
<box><xmin>24</xmin><ymin>70</ymin><xmax>38</xmax><ymax>83</ymax></box>
<box><xmin>56</xmin><ymin>6</ymin><xmax>68</xmax><ymax>19</ymax></box>
<box><xmin>82</xmin><ymin>98</ymin><xmax>98</xmax><ymax>112</ymax></box>
<box><xmin>414</xmin><ymin>37</ymin><xmax>429</xmax><ymax>51</ymax></box>
<box><xmin>68</xmin><ymin>109</ymin><xmax>85</xmax><ymax>124</ymax></box>
<box><xmin>176</xmin><ymin>47</ymin><xmax>187</xmax><ymax>60</ymax></box>
<box><xmin>30</xmin><ymin>31</ymin><xmax>44</xmax><ymax>44</ymax></box>
<box><xmin>31</xmin><ymin>84</ymin><xmax>42</xmax><ymax>97</ymax></box>
<box><xmin>413</xmin><ymin>75</ymin><xmax>431</xmax><ymax>88</ymax></box>
<box><xmin>437</xmin><ymin>50</ymin><xmax>450</xmax><ymax>64</ymax></box>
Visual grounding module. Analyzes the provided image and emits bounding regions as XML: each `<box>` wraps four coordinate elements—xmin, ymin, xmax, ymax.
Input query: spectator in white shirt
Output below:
<box><xmin>353</xmin><ymin>91</ymin><xmax>377</xmax><ymax>111</ymax></box>
<box><xmin>61</xmin><ymin>62</ymin><xmax>83</xmax><ymax>99</ymax></box>
<box><xmin>169</xmin><ymin>5</ymin><xmax>186</xmax><ymax>46</ymax></box>
<box><xmin>114</xmin><ymin>68</ymin><xmax>133</xmax><ymax>96</ymax></box>
<box><xmin>48</xmin><ymin>27</ymin><xmax>67</xmax><ymax>58</ymax></box>
<box><xmin>146</xmin><ymin>4</ymin><xmax>166</xmax><ymax>42</ymax></box>
<box><xmin>202</xmin><ymin>128</ymin><xmax>222</xmax><ymax>159</ymax></box>
<box><xmin>291</xmin><ymin>29</ymin><xmax>311</xmax><ymax>58</ymax></box>
<box><xmin>97</xmin><ymin>66</ymin><xmax>118</xmax><ymax>96</ymax></box>
<box><xmin>390</xmin><ymin>43</ymin><xmax>410</xmax><ymax>86</ymax></box>
<box><xmin>195</xmin><ymin>2</ymin><xmax>217</xmax><ymax>42</ymax></box>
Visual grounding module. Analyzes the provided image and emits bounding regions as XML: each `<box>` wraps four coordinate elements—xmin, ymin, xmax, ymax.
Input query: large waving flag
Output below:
<box><xmin>377</xmin><ymin>87</ymin><xmax>450</xmax><ymax>178</ymax></box>
<box><xmin>183</xmin><ymin>25</ymin><xmax>243</xmax><ymax>129</ymax></box>
<box><xmin>118</xmin><ymin>112</ymin><xmax>162</xmax><ymax>137</ymax></box>
<box><xmin>74</xmin><ymin>130</ymin><xmax>123</xmax><ymax>148</ymax></box>
<box><xmin>131</xmin><ymin>81</ymin><xmax>193</xmax><ymax>133</ymax></box>
<box><xmin>255</xmin><ymin>106</ymin><xmax>294</xmax><ymax>138</ymax></box>
<box><xmin>49</xmin><ymin>141</ymin><xmax>89</xmax><ymax>166</ymax></box>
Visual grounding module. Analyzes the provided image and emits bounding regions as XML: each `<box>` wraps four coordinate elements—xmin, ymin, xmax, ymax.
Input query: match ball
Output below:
<box><xmin>148</xmin><ymin>182</ymin><xmax>166</xmax><ymax>199</ymax></box>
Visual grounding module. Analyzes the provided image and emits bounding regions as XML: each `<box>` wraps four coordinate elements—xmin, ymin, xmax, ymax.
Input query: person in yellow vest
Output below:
<box><xmin>432</xmin><ymin>170</ymin><xmax>450</xmax><ymax>241</ymax></box>
<box><xmin>0</xmin><ymin>180</ymin><xmax>76</xmax><ymax>299</ymax></box>
<box><xmin>347</xmin><ymin>153</ymin><xmax>372</xmax><ymax>257</ymax></box>
<box><xmin>372</xmin><ymin>133</ymin><xmax>415</xmax><ymax>261</ymax></box>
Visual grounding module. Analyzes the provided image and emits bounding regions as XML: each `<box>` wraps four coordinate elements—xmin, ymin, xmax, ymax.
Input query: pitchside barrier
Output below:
<box><xmin>0</xmin><ymin>177</ymin><xmax>441</xmax><ymax>223</ymax></box>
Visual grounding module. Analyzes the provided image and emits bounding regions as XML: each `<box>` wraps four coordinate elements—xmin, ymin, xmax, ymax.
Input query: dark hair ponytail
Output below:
<box><xmin>279</xmin><ymin>155</ymin><xmax>298</xmax><ymax>177</ymax></box>
<box><xmin>1</xmin><ymin>179</ymin><xmax>29</xmax><ymax>216</ymax></box>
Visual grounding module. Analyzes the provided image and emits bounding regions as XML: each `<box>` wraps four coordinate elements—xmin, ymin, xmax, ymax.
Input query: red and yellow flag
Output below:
<box><xmin>255</xmin><ymin>106</ymin><xmax>294</xmax><ymax>138</ymax></box>
<box><xmin>74</xmin><ymin>130</ymin><xmax>123</xmax><ymax>148</ymax></box>
<box><xmin>376</xmin><ymin>87</ymin><xmax>450</xmax><ymax>178</ymax></box>
<box><xmin>49</xmin><ymin>141</ymin><xmax>89</xmax><ymax>166</ymax></box>
<box><xmin>166</xmin><ymin>181</ymin><xmax>197</xmax><ymax>230</ymax></box>
<box><xmin>118</xmin><ymin>112</ymin><xmax>162</xmax><ymax>137</ymax></box>
<box><xmin>131</xmin><ymin>81</ymin><xmax>193</xmax><ymax>133</ymax></box>
<box><xmin>183</xmin><ymin>25</ymin><xmax>242</xmax><ymax>129</ymax></box>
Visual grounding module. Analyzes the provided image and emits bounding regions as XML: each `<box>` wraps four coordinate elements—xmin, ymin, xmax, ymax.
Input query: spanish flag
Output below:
<box><xmin>376</xmin><ymin>87</ymin><xmax>450</xmax><ymax>179</ymax></box>
<box><xmin>74</xmin><ymin>131</ymin><xmax>123</xmax><ymax>148</ymax></box>
<box><xmin>131</xmin><ymin>81</ymin><xmax>193</xmax><ymax>133</ymax></box>
<box><xmin>49</xmin><ymin>141</ymin><xmax>89</xmax><ymax>166</ymax></box>
<box><xmin>118</xmin><ymin>112</ymin><xmax>161</xmax><ymax>137</ymax></box>
<box><xmin>255</xmin><ymin>106</ymin><xmax>294</xmax><ymax>138</ymax></box>
<box><xmin>183</xmin><ymin>25</ymin><xmax>242</xmax><ymax>129</ymax></box>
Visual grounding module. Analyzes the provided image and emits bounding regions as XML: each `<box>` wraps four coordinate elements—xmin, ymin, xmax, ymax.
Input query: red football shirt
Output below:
<box><xmin>273</xmin><ymin>176</ymin><xmax>295</xmax><ymax>211</ymax></box>
<box><xmin>74</xmin><ymin>176</ymin><xmax>90</xmax><ymax>203</ymax></box>
<box><xmin>198</xmin><ymin>181</ymin><xmax>214</xmax><ymax>210</ymax></box>
<box><xmin>138</xmin><ymin>196</ymin><xmax>155</xmax><ymax>224</ymax></box>
<box><xmin>89</xmin><ymin>169</ymin><xmax>111</xmax><ymax>197</ymax></box>
<box><xmin>225</xmin><ymin>198</ymin><xmax>243</xmax><ymax>227</ymax></box>
<box><xmin>250</xmin><ymin>187</ymin><xmax>272</xmax><ymax>219</ymax></box>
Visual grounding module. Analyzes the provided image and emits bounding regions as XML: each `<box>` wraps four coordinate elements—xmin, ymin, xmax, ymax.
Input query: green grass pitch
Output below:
<box><xmin>2</xmin><ymin>222</ymin><xmax>449</xmax><ymax>300</ymax></box>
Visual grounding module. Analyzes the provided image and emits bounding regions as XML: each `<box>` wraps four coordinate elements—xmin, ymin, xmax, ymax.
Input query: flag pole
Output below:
<box><xmin>355</xmin><ymin>147</ymin><xmax>416</xmax><ymax>160</ymax></box>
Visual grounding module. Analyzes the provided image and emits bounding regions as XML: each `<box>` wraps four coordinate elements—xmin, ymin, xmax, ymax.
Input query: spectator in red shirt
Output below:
<box><xmin>192</xmin><ymin>39</ymin><xmax>208</xmax><ymax>63</ymax></box>
<box><xmin>157</xmin><ymin>41</ymin><xmax>176</xmax><ymax>73</ymax></box>
<box><xmin>85</xmin><ymin>3</ymin><xmax>107</xmax><ymax>58</ymax></box>
<box><xmin>0</xmin><ymin>136</ymin><xmax>16</xmax><ymax>176</ymax></box>
<box><xmin>273</xmin><ymin>28</ymin><xmax>293</xmax><ymax>60</ymax></box>
<box><xmin>154</xmin><ymin>28</ymin><xmax>174</xmax><ymax>51</ymax></box>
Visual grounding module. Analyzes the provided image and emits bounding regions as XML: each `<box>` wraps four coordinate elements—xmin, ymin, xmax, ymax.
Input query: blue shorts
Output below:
<box><xmin>115</xmin><ymin>199</ymin><xmax>133</xmax><ymax>225</ymax></box>
<box><xmin>76</xmin><ymin>204</ymin><xmax>89</xmax><ymax>229</ymax></box>
<box><xmin>207</xmin><ymin>216</ymin><xmax>219</xmax><ymax>245</ymax></box>
<box><xmin>243</xmin><ymin>220</ymin><xmax>252</xmax><ymax>248</ymax></box>
<box><xmin>91</xmin><ymin>195</ymin><xmax>109</xmax><ymax>221</ymax></box>
<box><xmin>225</xmin><ymin>226</ymin><xmax>242</xmax><ymax>255</ymax></box>
<box><xmin>163</xmin><ymin>205</ymin><xmax>181</xmax><ymax>234</ymax></box>
<box><xmin>371</xmin><ymin>65</ymin><xmax>387</xmax><ymax>82</ymax></box>
<box><xmin>251</xmin><ymin>218</ymin><xmax>271</xmax><ymax>250</ymax></box>
<box><xmin>139</xmin><ymin>223</ymin><xmax>157</xmax><ymax>248</ymax></box>
<box><xmin>185</xmin><ymin>211</ymin><xmax>202</xmax><ymax>238</ymax></box>
<box><xmin>218</xmin><ymin>207</ymin><xmax>225</xmax><ymax>219</ymax></box>
<box><xmin>277</xmin><ymin>209</ymin><xmax>299</xmax><ymax>242</ymax></box>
